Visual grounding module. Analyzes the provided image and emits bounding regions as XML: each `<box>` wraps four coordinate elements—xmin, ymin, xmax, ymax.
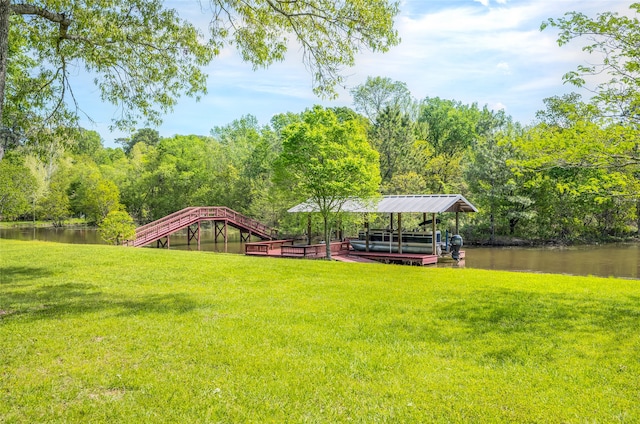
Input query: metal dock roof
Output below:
<box><xmin>288</xmin><ymin>194</ymin><xmax>478</xmax><ymax>214</ymax></box>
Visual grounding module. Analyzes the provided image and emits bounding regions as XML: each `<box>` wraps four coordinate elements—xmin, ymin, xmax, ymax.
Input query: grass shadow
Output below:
<box><xmin>431</xmin><ymin>288</ymin><xmax>640</xmax><ymax>363</ymax></box>
<box><xmin>1</xmin><ymin>281</ymin><xmax>200</xmax><ymax>322</ymax></box>
<box><xmin>436</xmin><ymin>288</ymin><xmax>640</xmax><ymax>335</ymax></box>
<box><xmin>0</xmin><ymin>266</ymin><xmax>55</xmax><ymax>284</ymax></box>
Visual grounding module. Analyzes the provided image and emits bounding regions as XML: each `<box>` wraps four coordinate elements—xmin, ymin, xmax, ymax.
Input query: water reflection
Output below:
<box><xmin>0</xmin><ymin>226</ymin><xmax>104</xmax><ymax>244</ymax></box>
<box><xmin>1</xmin><ymin>227</ymin><xmax>638</xmax><ymax>279</ymax></box>
<box><xmin>463</xmin><ymin>244</ymin><xmax>639</xmax><ymax>280</ymax></box>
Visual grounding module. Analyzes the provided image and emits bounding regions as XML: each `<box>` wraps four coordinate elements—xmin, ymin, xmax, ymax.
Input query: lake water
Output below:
<box><xmin>1</xmin><ymin>227</ymin><xmax>638</xmax><ymax>280</ymax></box>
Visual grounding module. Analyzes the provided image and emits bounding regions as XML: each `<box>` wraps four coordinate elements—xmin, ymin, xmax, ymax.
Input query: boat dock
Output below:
<box><xmin>245</xmin><ymin>239</ymin><xmax>463</xmax><ymax>266</ymax></box>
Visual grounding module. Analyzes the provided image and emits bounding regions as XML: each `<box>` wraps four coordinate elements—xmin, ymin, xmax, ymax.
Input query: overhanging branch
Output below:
<box><xmin>10</xmin><ymin>3</ymin><xmax>71</xmax><ymax>27</ymax></box>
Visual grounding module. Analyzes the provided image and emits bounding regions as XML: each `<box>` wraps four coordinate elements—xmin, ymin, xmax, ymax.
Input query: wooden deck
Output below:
<box><xmin>332</xmin><ymin>255</ymin><xmax>379</xmax><ymax>264</ymax></box>
<box><xmin>245</xmin><ymin>240</ymin><xmax>351</xmax><ymax>259</ymax></box>
<box><xmin>347</xmin><ymin>250</ymin><xmax>439</xmax><ymax>266</ymax></box>
<box><xmin>245</xmin><ymin>239</ymin><xmax>457</xmax><ymax>266</ymax></box>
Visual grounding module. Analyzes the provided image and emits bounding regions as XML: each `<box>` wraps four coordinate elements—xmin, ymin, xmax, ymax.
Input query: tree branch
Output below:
<box><xmin>10</xmin><ymin>3</ymin><xmax>71</xmax><ymax>27</ymax></box>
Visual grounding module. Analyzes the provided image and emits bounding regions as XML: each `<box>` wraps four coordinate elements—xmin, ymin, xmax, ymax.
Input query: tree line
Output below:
<box><xmin>1</xmin><ymin>82</ymin><xmax>638</xmax><ymax>244</ymax></box>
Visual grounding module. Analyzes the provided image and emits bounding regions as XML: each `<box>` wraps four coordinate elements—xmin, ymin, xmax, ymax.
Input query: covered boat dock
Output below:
<box><xmin>287</xmin><ymin>194</ymin><xmax>478</xmax><ymax>259</ymax></box>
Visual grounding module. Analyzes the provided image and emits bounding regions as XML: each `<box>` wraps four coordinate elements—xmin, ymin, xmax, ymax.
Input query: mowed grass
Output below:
<box><xmin>1</xmin><ymin>239</ymin><xmax>639</xmax><ymax>423</ymax></box>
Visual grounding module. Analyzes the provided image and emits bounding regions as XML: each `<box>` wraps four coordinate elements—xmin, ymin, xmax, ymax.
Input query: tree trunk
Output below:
<box><xmin>323</xmin><ymin>214</ymin><xmax>332</xmax><ymax>260</ymax></box>
<box><xmin>490</xmin><ymin>213</ymin><xmax>495</xmax><ymax>245</ymax></box>
<box><xmin>509</xmin><ymin>218</ymin><xmax>518</xmax><ymax>235</ymax></box>
<box><xmin>0</xmin><ymin>0</ymin><xmax>9</xmax><ymax>161</ymax></box>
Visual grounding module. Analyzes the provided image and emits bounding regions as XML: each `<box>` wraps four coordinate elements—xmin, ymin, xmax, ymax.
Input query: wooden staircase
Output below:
<box><xmin>126</xmin><ymin>207</ymin><xmax>276</xmax><ymax>247</ymax></box>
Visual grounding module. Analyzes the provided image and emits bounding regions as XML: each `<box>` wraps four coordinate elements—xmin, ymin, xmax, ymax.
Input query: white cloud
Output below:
<box><xmin>75</xmin><ymin>0</ymin><xmax>636</xmax><ymax>143</ymax></box>
<box><xmin>497</xmin><ymin>62</ymin><xmax>511</xmax><ymax>75</ymax></box>
<box><xmin>490</xmin><ymin>102</ymin><xmax>507</xmax><ymax>111</ymax></box>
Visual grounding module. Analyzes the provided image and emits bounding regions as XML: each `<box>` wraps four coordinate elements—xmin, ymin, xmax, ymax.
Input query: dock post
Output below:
<box><xmin>432</xmin><ymin>213</ymin><xmax>437</xmax><ymax>256</ymax></box>
<box><xmin>365</xmin><ymin>215</ymin><xmax>370</xmax><ymax>252</ymax></box>
<box><xmin>398</xmin><ymin>213</ymin><xmax>403</xmax><ymax>254</ymax></box>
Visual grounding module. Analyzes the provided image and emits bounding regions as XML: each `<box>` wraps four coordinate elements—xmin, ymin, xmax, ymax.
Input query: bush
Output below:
<box><xmin>98</xmin><ymin>210</ymin><xmax>136</xmax><ymax>245</ymax></box>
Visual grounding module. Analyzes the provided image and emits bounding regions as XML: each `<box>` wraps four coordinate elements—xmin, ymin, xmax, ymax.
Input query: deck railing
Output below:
<box><xmin>245</xmin><ymin>239</ymin><xmax>294</xmax><ymax>255</ymax></box>
<box><xmin>129</xmin><ymin>206</ymin><xmax>276</xmax><ymax>247</ymax></box>
<box><xmin>280</xmin><ymin>241</ymin><xmax>350</xmax><ymax>258</ymax></box>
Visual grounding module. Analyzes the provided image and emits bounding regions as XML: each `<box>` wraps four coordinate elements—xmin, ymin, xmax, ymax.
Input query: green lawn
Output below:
<box><xmin>1</xmin><ymin>239</ymin><xmax>639</xmax><ymax>423</ymax></box>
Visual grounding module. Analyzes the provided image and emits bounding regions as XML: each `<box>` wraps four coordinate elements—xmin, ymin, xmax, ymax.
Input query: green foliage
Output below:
<box><xmin>69</xmin><ymin>129</ymin><xmax>103</xmax><ymax>159</ymax></box>
<box><xmin>207</xmin><ymin>1</ymin><xmax>400</xmax><ymax>98</ymax></box>
<box><xmin>0</xmin><ymin>2</ymin><xmax>210</xmax><ymax>162</ymax></box>
<box><xmin>1</xmin><ymin>0</ymin><xmax>399</xmax><ymax>159</ymax></box>
<box><xmin>351</xmin><ymin>76</ymin><xmax>414</xmax><ymax>120</ymax></box>
<box><xmin>509</xmin><ymin>95</ymin><xmax>639</xmax><ymax>240</ymax></box>
<box><xmin>0</xmin><ymin>160</ymin><xmax>36</xmax><ymax>219</ymax></box>
<box><xmin>2</xmin><ymin>239</ymin><xmax>640</xmax><ymax>422</ymax></box>
<box><xmin>275</xmin><ymin>105</ymin><xmax>381</xmax><ymax>258</ymax></box>
<box><xmin>38</xmin><ymin>177</ymin><xmax>71</xmax><ymax>226</ymax></box>
<box><xmin>98</xmin><ymin>210</ymin><xmax>135</xmax><ymax>245</ymax></box>
<box><xmin>542</xmin><ymin>4</ymin><xmax>640</xmax><ymax>236</ymax></box>
<box><xmin>116</xmin><ymin>128</ymin><xmax>160</xmax><ymax>156</ymax></box>
<box><xmin>465</xmin><ymin>125</ymin><xmax>536</xmax><ymax>239</ymax></box>
<box><xmin>369</xmin><ymin>105</ymin><xmax>415</xmax><ymax>186</ymax></box>
<box><xmin>542</xmin><ymin>4</ymin><xmax>640</xmax><ymax>125</ymax></box>
<box><xmin>69</xmin><ymin>162</ymin><xmax>123</xmax><ymax>224</ymax></box>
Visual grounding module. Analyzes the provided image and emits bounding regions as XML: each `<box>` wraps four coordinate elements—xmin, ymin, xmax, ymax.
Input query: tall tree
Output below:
<box><xmin>369</xmin><ymin>105</ymin><xmax>414</xmax><ymax>186</ymax></box>
<box><xmin>0</xmin><ymin>159</ymin><xmax>36</xmax><ymax>219</ymax></box>
<box><xmin>0</xmin><ymin>0</ymin><xmax>399</xmax><ymax>160</ymax></box>
<box><xmin>118</xmin><ymin>128</ymin><xmax>160</xmax><ymax>156</ymax></box>
<box><xmin>351</xmin><ymin>76</ymin><xmax>413</xmax><ymax>121</ymax></box>
<box><xmin>465</xmin><ymin>124</ymin><xmax>535</xmax><ymax>241</ymax></box>
<box><xmin>543</xmin><ymin>5</ymin><xmax>640</xmax><ymax>234</ymax></box>
<box><xmin>275</xmin><ymin>106</ymin><xmax>380</xmax><ymax>259</ymax></box>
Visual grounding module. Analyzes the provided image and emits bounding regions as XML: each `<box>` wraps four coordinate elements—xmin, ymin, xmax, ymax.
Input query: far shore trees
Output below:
<box><xmin>275</xmin><ymin>106</ymin><xmax>381</xmax><ymax>259</ymax></box>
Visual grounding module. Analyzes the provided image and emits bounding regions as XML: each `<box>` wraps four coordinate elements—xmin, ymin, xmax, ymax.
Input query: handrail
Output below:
<box><xmin>129</xmin><ymin>206</ymin><xmax>276</xmax><ymax>247</ymax></box>
<box><xmin>280</xmin><ymin>241</ymin><xmax>349</xmax><ymax>258</ymax></box>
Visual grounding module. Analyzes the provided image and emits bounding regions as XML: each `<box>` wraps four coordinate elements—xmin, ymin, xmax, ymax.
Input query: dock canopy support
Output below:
<box><xmin>398</xmin><ymin>213</ymin><xmax>403</xmax><ymax>254</ymax></box>
<box><xmin>432</xmin><ymin>213</ymin><xmax>437</xmax><ymax>255</ymax></box>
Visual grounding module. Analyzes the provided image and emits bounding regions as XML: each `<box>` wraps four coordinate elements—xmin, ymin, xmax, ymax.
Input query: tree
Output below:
<box><xmin>98</xmin><ymin>210</ymin><xmax>135</xmax><ymax>245</ymax></box>
<box><xmin>465</xmin><ymin>125</ymin><xmax>535</xmax><ymax>241</ymax></box>
<box><xmin>1</xmin><ymin>0</ymin><xmax>399</xmax><ymax>160</ymax></box>
<box><xmin>70</xmin><ymin>128</ymin><xmax>103</xmax><ymax>159</ymax></box>
<box><xmin>0</xmin><ymin>159</ymin><xmax>36</xmax><ymax>219</ymax></box>
<box><xmin>542</xmin><ymin>4</ymin><xmax>640</xmax><ymax>127</ymax></box>
<box><xmin>543</xmin><ymin>6</ymin><xmax>640</xmax><ymax>235</ymax></box>
<box><xmin>418</xmin><ymin>97</ymin><xmax>480</xmax><ymax>158</ymax></box>
<box><xmin>1</xmin><ymin>0</ymin><xmax>211</xmax><ymax>161</ymax></box>
<box><xmin>117</xmin><ymin>128</ymin><xmax>160</xmax><ymax>156</ymax></box>
<box><xmin>69</xmin><ymin>163</ymin><xmax>122</xmax><ymax>223</ymax></box>
<box><xmin>275</xmin><ymin>106</ymin><xmax>381</xmax><ymax>259</ymax></box>
<box><xmin>351</xmin><ymin>76</ymin><xmax>414</xmax><ymax>121</ymax></box>
<box><xmin>38</xmin><ymin>177</ymin><xmax>70</xmax><ymax>226</ymax></box>
<box><xmin>511</xmin><ymin>96</ymin><xmax>639</xmax><ymax>239</ymax></box>
<box><xmin>369</xmin><ymin>105</ymin><xmax>415</xmax><ymax>186</ymax></box>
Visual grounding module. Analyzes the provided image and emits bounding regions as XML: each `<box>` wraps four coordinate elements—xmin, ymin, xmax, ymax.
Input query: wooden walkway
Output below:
<box><xmin>125</xmin><ymin>207</ymin><xmax>277</xmax><ymax>248</ymax></box>
<box><xmin>245</xmin><ymin>240</ymin><xmax>351</xmax><ymax>259</ymax></box>
<box><xmin>245</xmin><ymin>239</ymin><xmax>455</xmax><ymax>266</ymax></box>
<box><xmin>347</xmin><ymin>250</ymin><xmax>439</xmax><ymax>266</ymax></box>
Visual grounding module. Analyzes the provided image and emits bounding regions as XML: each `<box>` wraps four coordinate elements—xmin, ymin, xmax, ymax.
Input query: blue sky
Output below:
<box><xmin>72</xmin><ymin>0</ymin><xmax>634</xmax><ymax>146</ymax></box>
